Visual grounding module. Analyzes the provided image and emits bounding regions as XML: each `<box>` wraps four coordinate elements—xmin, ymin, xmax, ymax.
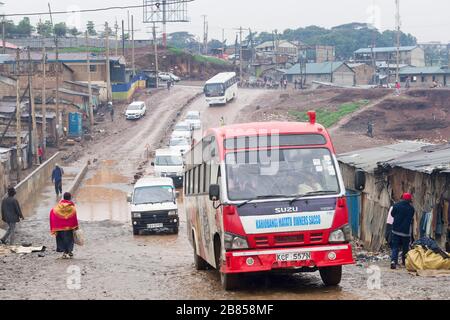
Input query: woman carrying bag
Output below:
<box><xmin>49</xmin><ymin>192</ymin><xmax>81</xmax><ymax>259</ymax></box>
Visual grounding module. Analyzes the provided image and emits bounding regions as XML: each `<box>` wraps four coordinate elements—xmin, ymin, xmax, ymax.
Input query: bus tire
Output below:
<box><xmin>221</xmin><ymin>272</ymin><xmax>240</xmax><ymax>291</ymax></box>
<box><xmin>193</xmin><ymin>237</ymin><xmax>208</xmax><ymax>270</ymax></box>
<box><xmin>133</xmin><ymin>227</ymin><xmax>140</xmax><ymax>236</ymax></box>
<box><xmin>173</xmin><ymin>227</ymin><xmax>179</xmax><ymax>234</ymax></box>
<box><xmin>319</xmin><ymin>266</ymin><xmax>342</xmax><ymax>286</ymax></box>
<box><xmin>214</xmin><ymin>238</ymin><xmax>240</xmax><ymax>290</ymax></box>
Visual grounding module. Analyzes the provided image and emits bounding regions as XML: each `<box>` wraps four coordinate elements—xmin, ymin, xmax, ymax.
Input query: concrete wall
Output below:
<box><xmin>14</xmin><ymin>152</ymin><xmax>61</xmax><ymax>207</ymax></box>
<box><xmin>410</xmin><ymin>47</ymin><xmax>426</xmax><ymax>67</ymax></box>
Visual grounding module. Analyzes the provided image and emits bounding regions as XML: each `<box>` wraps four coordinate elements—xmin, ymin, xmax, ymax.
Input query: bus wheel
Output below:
<box><xmin>193</xmin><ymin>237</ymin><xmax>209</xmax><ymax>270</ymax></box>
<box><xmin>132</xmin><ymin>227</ymin><xmax>140</xmax><ymax>236</ymax></box>
<box><xmin>220</xmin><ymin>272</ymin><xmax>240</xmax><ymax>291</ymax></box>
<box><xmin>214</xmin><ymin>240</ymin><xmax>240</xmax><ymax>290</ymax></box>
<box><xmin>319</xmin><ymin>266</ymin><xmax>342</xmax><ymax>286</ymax></box>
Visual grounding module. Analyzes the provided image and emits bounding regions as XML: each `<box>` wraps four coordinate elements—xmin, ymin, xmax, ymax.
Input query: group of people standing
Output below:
<box><xmin>1</xmin><ymin>163</ymin><xmax>80</xmax><ymax>259</ymax></box>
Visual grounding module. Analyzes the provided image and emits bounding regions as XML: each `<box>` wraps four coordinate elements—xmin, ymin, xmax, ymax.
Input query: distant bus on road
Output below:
<box><xmin>183</xmin><ymin>113</ymin><xmax>356</xmax><ymax>290</ymax></box>
<box><xmin>204</xmin><ymin>72</ymin><xmax>238</xmax><ymax>106</ymax></box>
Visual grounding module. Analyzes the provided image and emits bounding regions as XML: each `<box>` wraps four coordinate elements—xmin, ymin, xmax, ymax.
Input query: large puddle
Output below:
<box><xmin>75</xmin><ymin>160</ymin><xmax>132</xmax><ymax>222</ymax></box>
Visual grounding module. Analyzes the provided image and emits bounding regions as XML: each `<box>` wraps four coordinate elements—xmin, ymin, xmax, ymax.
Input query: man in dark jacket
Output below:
<box><xmin>390</xmin><ymin>193</ymin><xmax>415</xmax><ymax>269</ymax></box>
<box><xmin>1</xmin><ymin>187</ymin><xmax>24</xmax><ymax>245</ymax></box>
<box><xmin>51</xmin><ymin>164</ymin><xmax>64</xmax><ymax>197</ymax></box>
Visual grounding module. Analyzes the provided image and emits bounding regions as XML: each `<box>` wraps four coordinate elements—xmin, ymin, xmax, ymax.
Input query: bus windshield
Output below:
<box><xmin>133</xmin><ymin>186</ymin><xmax>174</xmax><ymax>205</ymax></box>
<box><xmin>155</xmin><ymin>155</ymin><xmax>183</xmax><ymax>166</ymax></box>
<box><xmin>225</xmin><ymin>148</ymin><xmax>340</xmax><ymax>201</ymax></box>
<box><xmin>204</xmin><ymin>83</ymin><xmax>224</xmax><ymax>97</ymax></box>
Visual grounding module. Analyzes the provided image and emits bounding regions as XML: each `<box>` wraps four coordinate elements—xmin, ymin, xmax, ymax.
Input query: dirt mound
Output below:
<box><xmin>329</xmin><ymin>88</ymin><xmax>390</xmax><ymax>103</ymax></box>
<box><xmin>378</xmin><ymin>98</ymin><xmax>429</xmax><ymax>111</ymax></box>
<box><xmin>339</xmin><ymin>89</ymin><xmax>450</xmax><ymax>142</ymax></box>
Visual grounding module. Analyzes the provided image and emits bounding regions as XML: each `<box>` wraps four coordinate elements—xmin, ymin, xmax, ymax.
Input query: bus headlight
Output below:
<box><xmin>224</xmin><ymin>232</ymin><xmax>249</xmax><ymax>250</ymax></box>
<box><xmin>132</xmin><ymin>212</ymin><xmax>141</xmax><ymax>219</ymax></box>
<box><xmin>168</xmin><ymin>210</ymin><xmax>178</xmax><ymax>216</ymax></box>
<box><xmin>329</xmin><ymin>224</ymin><xmax>352</xmax><ymax>243</ymax></box>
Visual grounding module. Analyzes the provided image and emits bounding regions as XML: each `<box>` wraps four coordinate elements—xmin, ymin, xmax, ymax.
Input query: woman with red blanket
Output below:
<box><xmin>49</xmin><ymin>192</ymin><xmax>79</xmax><ymax>259</ymax></box>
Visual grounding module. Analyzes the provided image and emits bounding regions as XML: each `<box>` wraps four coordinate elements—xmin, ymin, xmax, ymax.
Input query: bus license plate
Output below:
<box><xmin>276</xmin><ymin>252</ymin><xmax>311</xmax><ymax>262</ymax></box>
<box><xmin>147</xmin><ymin>223</ymin><xmax>163</xmax><ymax>229</ymax></box>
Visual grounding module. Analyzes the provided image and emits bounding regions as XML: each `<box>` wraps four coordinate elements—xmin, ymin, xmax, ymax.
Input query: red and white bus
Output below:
<box><xmin>183</xmin><ymin>113</ymin><xmax>355</xmax><ymax>290</ymax></box>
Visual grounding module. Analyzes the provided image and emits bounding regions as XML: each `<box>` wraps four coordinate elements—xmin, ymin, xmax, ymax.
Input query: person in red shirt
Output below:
<box><xmin>38</xmin><ymin>145</ymin><xmax>44</xmax><ymax>164</ymax></box>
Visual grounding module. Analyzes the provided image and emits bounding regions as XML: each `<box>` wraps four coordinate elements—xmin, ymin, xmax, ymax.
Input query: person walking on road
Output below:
<box><xmin>108</xmin><ymin>102</ymin><xmax>114</xmax><ymax>122</ymax></box>
<box><xmin>219</xmin><ymin>116</ymin><xmax>225</xmax><ymax>127</ymax></box>
<box><xmin>38</xmin><ymin>145</ymin><xmax>44</xmax><ymax>164</ymax></box>
<box><xmin>1</xmin><ymin>187</ymin><xmax>24</xmax><ymax>245</ymax></box>
<box><xmin>390</xmin><ymin>193</ymin><xmax>415</xmax><ymax>269</ymax></box>
<box><xmin>52</xmin><ymin>164</ymin><xmax>64</xmax><ymax>197</ymax></box>
<box><xmin>50</xmin><ymin>192</ymin><xmax>79</xmax><ymax>259</ymax></box>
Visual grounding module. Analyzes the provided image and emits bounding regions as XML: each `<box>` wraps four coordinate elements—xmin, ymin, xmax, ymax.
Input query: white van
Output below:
<box><xmin>126</xmin><ymin>101</ymin><xmax>147</xmax><ymax>120</ymax></box>
<box><xmin>152</xmin><ymin>149</ymin><xmax>184</xmax><ymax>188</ymax></box>
<box><xmin>128</xmin><ymin>177</ymin><xmax>179</xmax><ymax>235</ymax></box>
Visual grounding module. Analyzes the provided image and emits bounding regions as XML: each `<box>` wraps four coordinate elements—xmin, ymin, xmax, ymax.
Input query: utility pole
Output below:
<box><xmin>127</xmin><ymin>10</ymin><xmax>130</xmax><ymax>54</ymax></box>
<box><xmin>132</xmin><ymin>15</ymin><xmax>135</xmax><ymax>76</ymax></box>
<box><xmin>105</xmin><ymin>22</ymin><xmax>112</xmax><ymax>102</ymax></box>
<box><xmin>202</xmin><ymin>15</ymin><xmax>208</xmax><ymax>55</ymax></box>
<box><xmin>2</xmin><ymin>15</ymin><xmax>5</xmax><ymax>54</ymax></box>
<box><xmin>86</xmin><ymin>31</ymin><xmax>94</xmax><ymax>127</ymax></box>
<box><xmin>48</xmin><ymin>3</ymin><xmax>59</xmax><ymax>148</ymax></box>
<box><xmin>239</xmin><ymin>26</ymin><xmax>243</xmax><ymax>83</ymax></box>
<box><xmin>122</xmin><ymin>20</ymin><xmax>125</xmax><ymax>56</ymax></box>
<box><xmin>152</xmin><ymin>23</ymin><xmax>159</xmax><ymax>88</ymax></box>
<box><xmin>41</xmin><ymin>39</ymin><xmax>47</xmax><ymax>152</ymax></box>
<box><xmin>162</xmin><ymin>0</ymin><xmax>167</xmax><ymax>48</ymax></box>
<box><xmin>395</xmin><ymin>0</ymin><xmax>401</xmax><ymax>83</ymax></box>
<box><xmin>27</xmin><ymin>48</ymin><xmax>38</xmax><ymax>166</ymax></box>
<box><xmin>15</xmin><ymin>48</ymin><xmax>21</xmax><ymax>181</ymax></box>
<box><xmin>114</xmin><ymin>19</ymin><xmax>119</xmax><ymax>57</ymax></box>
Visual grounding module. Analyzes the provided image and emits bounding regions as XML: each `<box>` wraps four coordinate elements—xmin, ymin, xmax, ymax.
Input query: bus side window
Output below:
<box><xmin>204</xmin><ymin>163</ymin><xmax>210</xmax><ymax>193</ymax></box>
<box><xmin>193</xmin><ymin>167</ymin><xmax>198</xmax><ymax>195</ymax></box>
<box><xmin>199</xmin><ymin>163</ymin><xmax>205</xmax><ymax>194</ymax></box>
<box><xmin>188</xmin><ymin>170</ymin><xmax>192</xmax><ymax>195</ymax></box>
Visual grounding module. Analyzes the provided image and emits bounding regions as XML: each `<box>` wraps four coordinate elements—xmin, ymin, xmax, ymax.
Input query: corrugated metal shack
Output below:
<box><xmin>338</xmin><ymin>141</ymin><xmax>430</xmax><ymax>251</ymax></box>
<box><xmin>382</xmin><ymin>144</ymin><xmax>450</xmax><ymax>250</ymax></box>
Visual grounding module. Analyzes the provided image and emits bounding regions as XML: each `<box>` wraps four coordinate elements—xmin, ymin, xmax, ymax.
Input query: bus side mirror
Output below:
<box><xmin>127</xmin><ymin>193</ymin><xmax>132</xmax><ymax>203</ymax></box>
<box><xmin>209</xmin><ymin>184</ymin><xmax>220</xmax><ymax>201</ymax></box>
<box><xmin>151</xmin><ymin>162</ymin><xmax>155</xmax><ymax>166</ymax></box>
<box><xmin>355</xmin><ymin>169</ymin><xmax>366</xmax><ymax>191</ymax></box>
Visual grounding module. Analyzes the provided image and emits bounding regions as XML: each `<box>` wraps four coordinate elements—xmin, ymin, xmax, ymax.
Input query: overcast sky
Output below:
<box><xmin>2</xmin><ymin>0</ymin><xmax>449</xmax><ymax>43</ymax></box>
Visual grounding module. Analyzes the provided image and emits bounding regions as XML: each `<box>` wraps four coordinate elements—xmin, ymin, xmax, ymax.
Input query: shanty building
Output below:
<box><xmin>339</xmin><ymin>141</ymin><xmax>450</xmax><ymax>251</ymax></box>
<box><xmin>286</xmin><ymin>61</ymin><xmax>355</xmax><ymax>87</ymax></box>
<box><xmin>354</xmin><ymin>46</ymin><xmax>425</xmax><ymax>67</ymax></box>
<box><xmin>399</xmin><ymin>66</ymin><xmax>450</xmax><ymax>87</ymax></box>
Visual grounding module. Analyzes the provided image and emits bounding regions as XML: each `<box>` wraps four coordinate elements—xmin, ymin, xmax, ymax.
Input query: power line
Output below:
<box><xmin>2</xmin><ymin>1</ymin><xmax>195</xmax><ymax>18</ymax></box>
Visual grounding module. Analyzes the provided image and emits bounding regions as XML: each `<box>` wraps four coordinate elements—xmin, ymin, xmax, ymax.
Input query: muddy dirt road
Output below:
<box><xmin>0</xmin><ymin>86</ymin><xmax>448</xmax><ymax>300</ymax></box>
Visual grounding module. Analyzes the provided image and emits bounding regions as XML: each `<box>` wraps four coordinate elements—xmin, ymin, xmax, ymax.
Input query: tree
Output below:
<box><xmin>36</xmin><ymin>20</ymin><xmax>53</xmax><ymax>37</ymax></box>
<box><xmin>167</xmin><ymin>32</ymin><xmax>199</xmax><ymax>51</ymax></box>
<box><xmin>68</xmin><ymin>27</ymin><xmax>81</xmax><ymax>37</ymax></box>
<box><xmin>54</xmin><ymin>22</ymin><xmax>68</xmax><ymax>37</ymax></box>
<box><xmin>208</xmin><ymin>39</ymin><xmax>224</xmax><ymax>51</ymax></box>
<box><xmin>99</xmin><ymin>25</ymin><xmax>113</xmax><ymax>38</ymax></box>
<box><xmin>14</xmin><ymin>17</ymin><xmax>34</xmax><ymax>37</ymax></box>
<box><xmin>86</xmin><ymin>21</ymin><xmax>97</xmax><ymax>36</ymax></box>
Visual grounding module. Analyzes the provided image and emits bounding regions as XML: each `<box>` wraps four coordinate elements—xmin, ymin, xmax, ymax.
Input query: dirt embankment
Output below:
<box><xmin>341</xmin><ymin>89</ymin><xmax>450</xmax><ymax>143</ymax></box>
<box><xmin>239</xmin><ymin>88</ymin><xmax>391</xmax><ymax>124</ymax></box>
<box><xmin>130</xmin><ymin>47</ymin><xmax>236</xmax><ymax>80</ymax></box>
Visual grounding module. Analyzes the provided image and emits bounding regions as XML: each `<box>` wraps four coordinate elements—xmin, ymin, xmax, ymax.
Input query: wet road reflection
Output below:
<box><xmin>75</xmin><ymin>160</ymin><xmax>131</xmax><ymax>222</ymax></box>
